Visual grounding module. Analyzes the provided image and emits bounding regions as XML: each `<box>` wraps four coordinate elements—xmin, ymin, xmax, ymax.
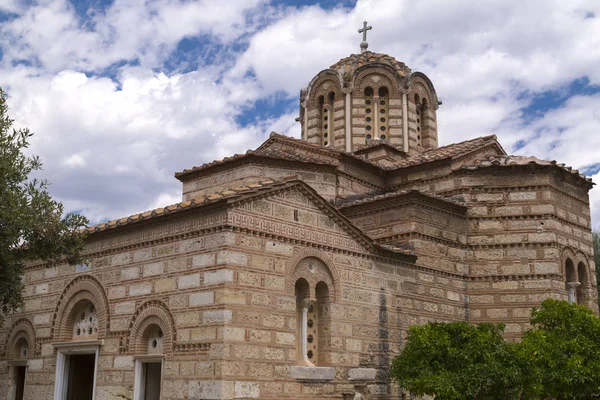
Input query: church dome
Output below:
<box><xmin>330</xmin><ymin>51</ymin><xmax>412</xmax><ymax>79</ymax></box>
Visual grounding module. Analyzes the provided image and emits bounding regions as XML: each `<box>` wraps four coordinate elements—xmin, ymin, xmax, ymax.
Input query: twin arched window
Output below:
<box><xmin>319</xmin><ymin>92</ymin><xmax>335</xmax><ymax>147</ymax></box>
<box><xmin>414</xmin><ymin>94</ymin><xmax>428</xmax><ymax>147</ymax></box>
<box><xmin>364</xmin><ymin>86</ymin><xmax>389</xmax><ymax>142</ymax></box>
<box><xmin>565</xmin><ymin>257</ymin><xmax>589</xmax><ymax>305</ymax></box>
<box><xmin>295</xmin><ymin>278</ymin><xmax>331</xmax><ymax>367</ymax></box>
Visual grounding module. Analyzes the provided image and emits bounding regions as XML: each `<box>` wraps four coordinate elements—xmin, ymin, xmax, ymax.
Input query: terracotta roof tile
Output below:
<box><xmin>336</xmin><ymin>189</ymin><xmax>466</xmax><ymax>209</ymax></box>
<box><xmin>379</xmin><ymin>135</ymin><xmax>503</xmax><ymax>170</ymax></box>
<box><xmin>175</xmin><ymin>144</ymin><xmax>339</xmax><ymax>180</ymax></box>
<box><xmin>84</xmin><ymin>175</ymin><xmax>301</xmax><ymax>234</ymax></box>
<box><xmin>330</xmin><ymin>51</ymin><xmax>412</xmax><ymax>78</ymax></box>
<box><xmin>460</xmin><ymin>155</ymin><xmax>594</xmax><ymax>185</ymax></box>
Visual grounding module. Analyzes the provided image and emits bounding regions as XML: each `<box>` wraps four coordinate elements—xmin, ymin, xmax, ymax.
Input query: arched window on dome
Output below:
<box><xmin>320</xmin><ymin>92</ymin><xmax>334</xmax><ymax>147</ymax></box>
<box><xmin>415</xmin><ymin>94</ymin><xmax>424</xmax><ymax>147</ymax></box>
<box><xmin>378</xmin><ymin>87</ymin><xmax>389</xmax><ymax>141</ymax></box>
<box><xmin>364</xmin><ymin>87</ymin><xmax>374</xmax><ymax>142</ymax></box>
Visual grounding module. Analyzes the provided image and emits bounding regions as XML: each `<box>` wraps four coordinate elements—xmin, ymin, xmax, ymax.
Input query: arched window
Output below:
<box><xmin>364</xmin><ymin>87</ymin><xmax>374</xmax><ymax>142</ymax></box>
<box><xmin>565</xmin><ymin>258</ymin><xmax>580</xmax><ymax>304</ymax></box>
<box><xmin>378</xmin><ymin>87</ymin><xmax>389</xmax><ymax>140</ymax></box>
<box><xmin>17</xmin><ymin>338</ymin><xmax>28</xmax><ymax>359</ymax></box>
<box><xmin>315</xmin><ymin>281</ymin><xmax>331</xmax><ymax>366</ymax></box>
<box><xmin>577</xmin><ymin>262</ymin><xmax>588</xmax><ymax>305</ymax></box>
<box><xmin>320</xmin><ymin>92</ymin><xmax>334</xmax><ymax>147</ymax></box>
<box><xmin>71</xmin><ymin>300</ymin><xmax>98</xmax><ymax>340</ymax></box>
<box><xmin>145</xmin><ymin>325</ymin><xmax>164</xmax><ymax>355</ymax></box>
<box><xmin>415</xmin><ymin>94</ymin><xmax>424</xmax><ymax>147</ymax></box>
<box><xmin>295</xmin><ymin>279</ymin><xmax>313</xmax><ymax>366</ymax></box>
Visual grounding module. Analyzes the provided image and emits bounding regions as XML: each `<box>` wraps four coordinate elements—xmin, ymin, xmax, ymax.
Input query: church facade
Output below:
<box><xmin>0</xmin><ymin>42</ymin><xmax>596</xmax><ymax>400</ymax></box>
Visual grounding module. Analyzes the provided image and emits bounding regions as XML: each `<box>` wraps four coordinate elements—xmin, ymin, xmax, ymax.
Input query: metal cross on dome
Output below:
<box><xmin>358</xmin><ymin>21</ymin><xmax>372</xmax><ymax>53</ymax></box>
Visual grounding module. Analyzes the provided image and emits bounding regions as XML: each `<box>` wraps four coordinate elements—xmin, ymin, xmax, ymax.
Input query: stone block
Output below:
<box><xmin>143</xmin><ymin>262</ymin><xmax>164</xmax><ymax>277</ymax></box>
<box><xmin>33</xmin><ymin>313</ymin><xmax>51</xmax><ymax>325</ymax></box>
<box><xmin>114</xmin><ymin>356</ymin><xmax>134</xmax><ymax>369</ymax></box>
<box><xmin>192</xmin><ymin>253</ymin><xmax>216</xmax><ymax>269</ymax></box>
<box><xmin>155</xmin><ymin>277</ymin><xmax>176</xmax><ymax>293</ymax></box>
<box><xmin>114</xmin><ymin>301</ymin><xmax>136</xmax><ymax>315</ymax></box>
<box><xmin>178</xmin><ymin>273</ymin><xmax>200</xmax><ymax>289</ymax></box>
<box><xmin>221</xmin><ymin>327</ymin><xmax>246</xmax><ymax>341</ymax></box>
<box><xmin>290</xmin><ymin>366</ymin><xmax>335</xmax><ymax>380</ymax></box>
<box><xmin>217</xmin><ymin>251</ymin><xmax>248</xmax><ymax>265</ymax></box>
<box><xmin>508</xmin><ymin>192</ymin><xmax>536</xmax><ymax>201</ymax></box>
<box><xmin>129</xmin><ymin>282</ymin><xmax>152</xmax><ymax>296</ymax></box>
<box><xmin>176</xmin><ymin>312</ymin><xmax>200</xmax><ymax>326</ymax></box>
<box><xmin>234</xmin><ymin>381</ymin><xmax>260</xmax><ymax>398</ymax></box>
<box><xmin>348</xmin><ymin>368</ymin><xmax>377</xmax><ymax>381</ymax></box>
<box><xmin>204</xmin><ymin>310</ymin><xmax>233</xmax><ymax>323</ymax></box>
<box><xmin>132</xmin><ymin>249</ymin><xmax>152</xmax><ymax>262</ymax></box>
<box><xmin>265</xmin><ymin>241</ymin><xmax>293</xmax><ymax>255</ymax></box>
<box><xmin>275</xmin><ymin>332</ymin><xmax>295</xmax><ymax>346</ymax></box>
<box><xmin>35</xmin><ymin>283</ymin><xmax>49</xmax><ymax>294</ymax></box>
<box><xmin>189</xmin><ymin>380</ymin><xmax>234</xmax><ymax>400</ymax></box>
<box><xmin>121</xmin><ymin>266</ymin><xmax>140</xmax><ymax>280</ymax></box>
<box><xmin>189</xmin><ymin>291</ymin><xmax>215</xmax><ymax>306</ymax></box>
<box><xmin>204</xmin><ymin>269</ymin><xmax>234</xmax><ymax>285</ymax></box>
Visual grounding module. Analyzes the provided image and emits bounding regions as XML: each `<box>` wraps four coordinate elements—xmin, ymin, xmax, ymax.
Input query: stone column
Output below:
<box><xmin>567</xmin><ymin>281</ymin><xmax>581</xmax><ymax>304</ymax></box>
<box><xmin>402</xmin><ymin>92</ymin><xmax>408</xmax><ymax>152</ymax></box>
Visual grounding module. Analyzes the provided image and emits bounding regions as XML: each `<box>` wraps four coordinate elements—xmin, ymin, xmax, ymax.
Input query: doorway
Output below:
<box><xmin>134</xmin><ymin>360</ymin><xmax>162</xmax><ymax>400</ymax></box>
<box><xmin>64</xmin><ymin>354</ymin><xmax>96</xmax><ymax>400</ymax></box>
<box><xmin>14</xmin><ymin>366</ymin><xmax>26</xmax><ymax>400</ymax></box>
<box><xmin>143</xmin><ymin>363</ymin><xmax>161</xmax><ymax>400</ymax></box>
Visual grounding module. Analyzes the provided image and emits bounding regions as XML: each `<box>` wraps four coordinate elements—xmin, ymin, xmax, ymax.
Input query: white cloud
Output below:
<box><xmin>1</xmin><ymin>0</ymin><xmax>600</xmax><ymax>231</ymax></box>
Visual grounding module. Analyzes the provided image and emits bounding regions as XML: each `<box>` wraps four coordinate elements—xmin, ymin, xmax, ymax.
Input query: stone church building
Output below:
<box><xmin>0</xmin><ymin>33</ymin><xmax>597</xmax><ymax>400</ymax></box>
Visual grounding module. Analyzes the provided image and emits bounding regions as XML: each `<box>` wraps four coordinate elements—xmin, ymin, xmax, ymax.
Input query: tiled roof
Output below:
<box><xmin>460</xmin><ymin>155</ymin><xmax>595</xmax><ymax>185</ymax></box>
<box><xmin>383</xmin><ymin>135</ymin><xmax>504</xmax><ymax>169</ymax></box>
<box><xmin>85</xmin><ymin>176</ymin><xmax>301</xmax><ymax>234</ymax></box>
<box><xmin>330</xmin><ymin>51</ymin><xmax>412</xmax><ymax>77</ymax></box>
<box><xmin>336</xmin><ymin>189</ymin><xmax>466</xmax><ymax>209</ymax></box>
<box><xmin>83</xmin><ymin>176</ymin><xmax>416</xmax><ymax>259</ymax></box>
<box><xmin>176</xmin><ymin>133</ymin><xmax>506</xmax><ymax>182</ymax></box>
<box><xmin>175</xmin><ymin>145</ymin><xmax>338</xmax><ymax>180</ymax></box>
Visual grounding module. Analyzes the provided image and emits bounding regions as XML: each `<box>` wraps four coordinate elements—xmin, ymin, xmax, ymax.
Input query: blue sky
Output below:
<box><xmin>1</xmin><ymin>0</ymin><xmax>600</xmax><ymax>229</ymax></box>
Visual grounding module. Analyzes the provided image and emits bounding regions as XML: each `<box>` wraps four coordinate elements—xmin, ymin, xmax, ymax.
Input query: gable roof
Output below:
<box><xmin>384</xmin><ymin>135</ymin><xmax>506</xmax><ymax>170</ymax></box>
<box><xmin>84</xmin><ymin>176</ymin><xmax>416</xmax><ymax>261</ymax></box>
<box><xmin>459</xmin><ymin>155</ymin><xmax>594</xmax><ymax>188</ymax></box>
<box><xmin>176</xmin><ymin>133</ymin><xmax>509</xmax><ymax>182</ymax></box>
<box><xmin>175</xmin><ymin>145</ymin><xmax>339</xmax><ymax>181</ymax></box>
<box><xmin>336</xmin><ymin>189</ymin><xmax>467</xmax><ymax>211</ymax></box>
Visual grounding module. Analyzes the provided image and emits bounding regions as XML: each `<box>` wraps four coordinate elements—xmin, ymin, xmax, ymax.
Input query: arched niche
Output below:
<box><xmin>287</xmin><ymin>251</ymin><xmax>338</xmax><ymax>301</ymax></box>
<box><xmin>128</xmin><ymin>301</ymin><xmax>175</xmax><ymax>355</ymax></box>
<box><xmin>52</xmin><ymin>275</ymin><xmax>109</xmax><ymax>342</ymax></box>
<box><xmin>5</xmin><ymin>319</ymin><xmax>35</xmax><ymax>359</ymax></box>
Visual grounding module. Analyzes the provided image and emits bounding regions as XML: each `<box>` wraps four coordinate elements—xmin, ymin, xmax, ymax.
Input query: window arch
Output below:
<box><xmin>291</xmin><ymin>257</ymin><xmax>335</xmax><ymax>367</ymax></box>
<box><xmin>415</xmin><ymin>94</ymin><xmax>425</xmax><ymax>147</ymax></box>
<box><xmin>577</xmin><ymin>262</ymin><xmax>589</xmax><ymax>305</ymax></box>
<box><xmin>128</xmin><ymin>301</ymin><xmax>175</xmax><ymax>355</ymax></box>
<box><xmin>6</xmin><ymin>319</ymin><xmax>35</xmax><ymax>360</ymax></box>
<box><xmin>565</xmin><ymin>258</ymin><xmax>580</xmax><ymax>304</ymax></box>
<box><xmin>71</xmin><ymin>300</ymin><xmax>99</xmax><ymax>340</ymax></box>
<box><xmin>52</xmin><ymin>275</ymin><xmax>109</xmax><ymax>341</ymax></box>
<box><xmin>378</xmin><ymin>87</ymin><xmax>389</xmax><ymax>140</ymax></box>
<box><xmin>364</xmin><ymin>87</ymin><xmax>373</xmax><ymax>141</ymax></box>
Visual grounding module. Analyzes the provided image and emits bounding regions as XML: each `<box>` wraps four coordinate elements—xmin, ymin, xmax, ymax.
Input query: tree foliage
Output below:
<box><xmin>0</xmin><ymin>88</ymin><xmax>88</xmax><ymax>316</ymax></box>
<box><xmin>391</xmin><ymin>322</ymin><xmax>527</xmax><ymax>400</ymax></box>
<box><xmin>391</xmin><ymin>299</ymin><xmax>600</xmax><ymax>399</ymax></box>
<box><xmin>521</xmin><ymin>299</ymin><xmax>600</xmax><ymax>399</ymax></box>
